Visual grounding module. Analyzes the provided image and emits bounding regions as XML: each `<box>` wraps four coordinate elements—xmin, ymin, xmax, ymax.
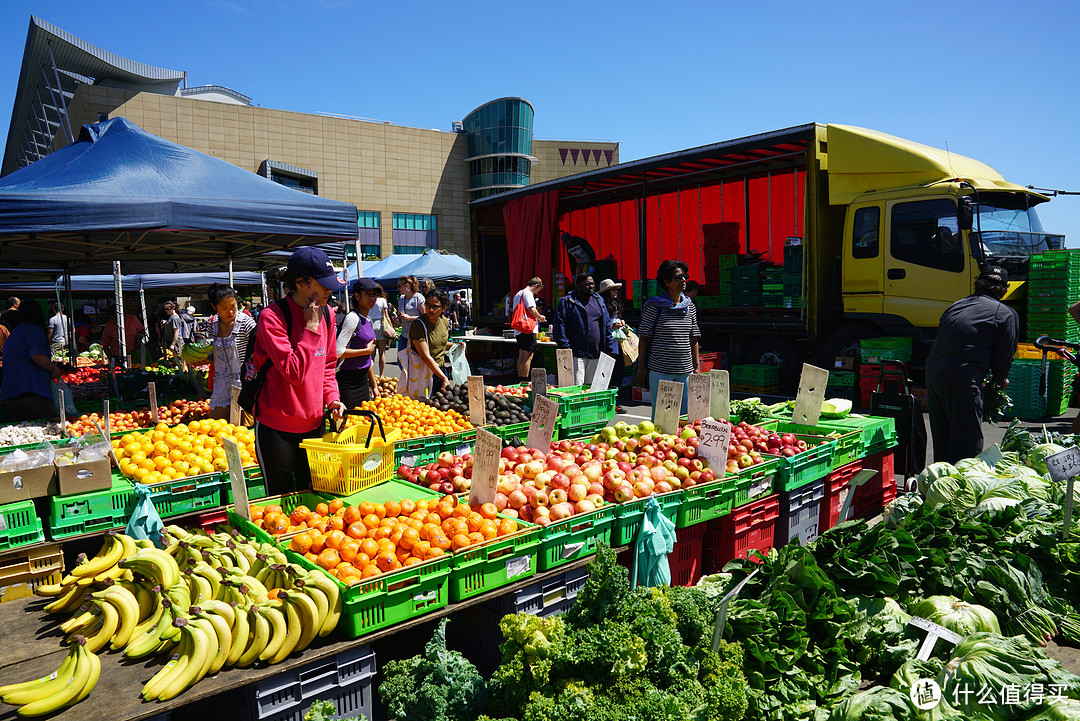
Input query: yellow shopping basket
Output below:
<box><xmin>301</xmin><ymin>410</ymin><xmax>402</xmax><ymax>496</ymax></box>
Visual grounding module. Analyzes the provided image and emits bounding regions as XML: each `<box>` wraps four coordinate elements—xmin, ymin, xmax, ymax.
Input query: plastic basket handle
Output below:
<box><xmin>875</xmin><ymin>360</ymin><xmax>910</xmax><ymax>393</ymax></box>
<box><xmin>340</xmin><ymin>408</ymin><xmax>388</xmax><ymax>446</ymax></box>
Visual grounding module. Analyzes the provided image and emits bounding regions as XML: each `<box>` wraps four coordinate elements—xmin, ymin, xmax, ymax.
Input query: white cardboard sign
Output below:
<box><xmin>530</xmin><ymin>367</ymin><xmax>548</xmax><ymax>398</ymax></box>
<box><xmin>1045</xmin><ymin>446</ymin><xmax>1080</xmax><ymax>482</ymax></box>
<box><xmin>589</xmin><ymin>353</ymin><xmax>616</xmax><ymax>392</ymax></box>
<box><xmin>687</xmin><ymin>374</ymin><xmax>711</xmax><ymax>423</ymax></box>
<box><xmin>223</xmin><ymin>437</ymin><xmax>249</xmax><ymax>520</ymax></box>
<box><xmin>710</xmin><ymin>370</ymin><xmax>731</xmax><ymax>420</ymax></box>
<box><xmin>230</xmin><ymin>385</ymin><xmax>241</xmax><ymax>427</ymax></box>
<box><xmin>792</xmin><ymin>364</ymin><xmax>830</xmax><ymax>426</ymax></box>
<box><xmin>698</xmin><ymin>418</ymin><xmax>731</xmax><ymax>471</ymax></box>
<box><xmin>526</xmin><ymin>394</ymin><xmax>559</xmax><ymax>451</ymax></box>
<box><xmin>468</xmin><ymin>427</ymin><xmax>501</xmax><ymax>506</ymax></box>
<box><xmin>556</xmin><ymin>349</ymin><xmax>575</xmax><ymax>388</ymax></box>
<box><xmin>467</xmin><ymin>376</ymin><xmax>486</xmax><ymax>426</ymax></box>
<box><xmin>652</xmin><ymin>380</ymin><xmax>683</xmax><ymax>436</ymax></box>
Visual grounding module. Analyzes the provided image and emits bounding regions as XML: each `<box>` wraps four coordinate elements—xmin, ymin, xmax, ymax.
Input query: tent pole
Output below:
<box><xmin>341</xmin><ymin>246</ymin><xmax>350</xmax><ymax>314</ymax></box>
<box><xmin>114</xmin><ymin>261</ymin><xmax>127</xmax><ymax>378</ymax></box>
<box><xmin>228</xmin><ymin>256</ymin><xmax>234</xmax><ymax>287</ymax></box>
<box><xmin>64</xmin><ymin>266</ymin><xmax>76</xmax><ymax>361</ymax></box>
<box><xmin>260</xmin><ymin>271</ymin><xmax>269</xmax><ymax>306</ymax></box>
<box><xmin>139</xmin><ymin>279</ymin><xmax>149</xmax><ymax>368</ymax></box>
<box><xmin>355</xmin><ymin>238</ymin><xmax>364</xmax><ymax>278</ymax></box>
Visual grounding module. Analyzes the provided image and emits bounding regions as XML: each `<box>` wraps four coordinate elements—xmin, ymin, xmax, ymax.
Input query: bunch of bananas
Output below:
<box><xmin>0</xmin><ymin>635</ymin><xmax>100</xmax><ymax>717</ymax></box>
<box><xmin>31</xmin><ymin>525</ymin><xmax>342</xmax><ymax>708</ymax></box>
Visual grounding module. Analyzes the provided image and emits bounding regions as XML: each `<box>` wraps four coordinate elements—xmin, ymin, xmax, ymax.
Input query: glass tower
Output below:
<box><xmin>462</xmin><ymin>98</ymin><xmax>534</xmax><ymax>199</ymax></box>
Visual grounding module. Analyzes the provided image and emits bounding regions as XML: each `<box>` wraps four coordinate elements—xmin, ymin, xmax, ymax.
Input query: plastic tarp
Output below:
<box><xmin>373</xmin><ymin>250</ymin><xmax>472</xmax><ymax>285</ymax></box>
<box><xmin>0</xmin><ymin>116</ymin><xmax>359</xmax><ymax>265</ymax></box>
<box><xmin>0</xmin><ymin>272</ymin><xmax>265</xmax><ymax>293</ymax></box>
<box><xmin>358</xmin><ymin>254</ymin><xmax>429</xmax><ymax>284</ymax></box>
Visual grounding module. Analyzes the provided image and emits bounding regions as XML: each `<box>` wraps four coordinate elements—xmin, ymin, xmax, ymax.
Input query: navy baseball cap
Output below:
<box><xmin>351</xmin><ymin>277</ymin><xmax>379</xmax><ymax>294</ymax></box>
<box><xmin>288</xmin><ymin>247</ymin><xmax>345</xmax><ymax>291</ymax></box>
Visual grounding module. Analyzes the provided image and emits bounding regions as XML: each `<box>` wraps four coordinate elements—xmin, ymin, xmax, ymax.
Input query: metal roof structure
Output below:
<box><xmin>3</xmin><ymin>15</ymin><xmax>186</xmax><ymax>175</ymax></box>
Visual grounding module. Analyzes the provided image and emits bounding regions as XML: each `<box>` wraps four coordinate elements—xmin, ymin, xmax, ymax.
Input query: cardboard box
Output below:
<box><xmin>0</xmin><ymin>464</ymin><xmax>57</xmax><ymax>504</ymax></box>
<box><xmin>834</xmin><ymin>356</ymin><xmax>856</xmax><ymax>371</ymax></box>
<box><xmin>57</xmin><ymin>458</ymin><xmax>113</xmax><ymax>496</ymax></box>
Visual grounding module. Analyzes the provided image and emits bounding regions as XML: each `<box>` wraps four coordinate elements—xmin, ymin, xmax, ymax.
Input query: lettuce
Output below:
<box><xmin>1028</xmin><ymin>444</ymin><xmax>1067</xmax><ymax>475</ymax></box>
<box><xmin>909</xmin><ymin>595</ymin><xmax>1000</xmax><ymax>635</ymax></box>
<box><xmin>826</xmin><ymin>686</ymin><xmax>917</xmax><ymax>721</ymax></box>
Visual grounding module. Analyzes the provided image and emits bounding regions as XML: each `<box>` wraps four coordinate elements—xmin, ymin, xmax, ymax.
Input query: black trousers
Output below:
<box><xmin>337</xmin><ymin>368</ymin><xmax>372</xmax><ymax>410</ymax></box>
<box><xmin>927</xmin><ymin>382</ymin><xmax>984</xmax><ymax>464</ymax></box>
<box><xmin>254</xmin><ymin>422</ymin><xmax>323</xmax><ymax>497</ymax></box>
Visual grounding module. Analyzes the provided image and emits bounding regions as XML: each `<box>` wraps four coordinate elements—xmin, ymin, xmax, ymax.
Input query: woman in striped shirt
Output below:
<box><xmin>635</xmin><ymin>260</ymin><xmax>701</xmax><ymax>414</ymax></box>
<box><xmin>205</xmin><ymin>283</ymin><xmax>258</xmax><ymax>421</ymax></box>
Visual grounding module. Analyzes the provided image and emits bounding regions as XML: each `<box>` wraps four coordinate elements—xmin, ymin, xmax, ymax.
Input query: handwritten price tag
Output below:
<box><xmin>556</xmin><ymin>349</ymin><xmax>575</xmax><ymax>388</ymax></box>
<box><xmin>710</xmin><ymin>370</ymin><xmax>731</xmax><ymax>420</ymax></box>
<box><xmin>792</xmin><ymin>363</ymin><xmax>829</xmax><ymax>426</ymax></box>
<box><xmin>527</xmin><ymin>395</ymin><xmax>559</xmax><ymax>451</ymax></box>
<box><xmin>1045</xmin><ymin>446</ymin><xmax>1080</xmax><ymax>482</ymax></box>
<box><xmin>148</xmin><ymin>382</ymin><xmax>159</xmax><ymax>424</ymax></box>
<box><xmin>469</xmin><ymin>427</ymin><xmax>501</xmax><ymax>506</ymax></box>
<box><xmin>467</xmin><ymin>376</ymin><xmax>486</xmax><ymax>426</ymax></box>
<box><xmin>698</xmin><ymin>418</ymin><xmax>731</xmax><ymax>470</ymax></box>
<box><xmin>530</xmin><ymin>367</ymin><xmax>548</xmax><ymax>398</ymax></box>
<box><xmin>223</xmin><ymin>438</ymin><xmax>249</xmax><ymax>520</ymax></box>
<box><xmin>687</xmin><ymin>374</ymin><xmax>710</xmax><ymax>422</ymax></box>
<box><xmin>652</xmin><ymin>380</ymin><xmax>683</xmax><ymax>436</ymax></box>
<box><xmin>589</xmin><ymin>353</ymin><xmax>616</xmax><ymax>392</ymax></box>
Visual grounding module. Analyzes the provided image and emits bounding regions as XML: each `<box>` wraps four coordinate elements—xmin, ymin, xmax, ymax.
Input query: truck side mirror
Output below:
<box><xmin>958</xmin><ymin>196</ymin><xmax>974</xmax><ymax>231</ymax></box>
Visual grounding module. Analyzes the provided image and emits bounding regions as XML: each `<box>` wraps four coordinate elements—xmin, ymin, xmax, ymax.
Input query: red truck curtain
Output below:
<box><xmin>503</xmin><ymin>190</ymin><xmax>559</xmax><ymax>295</ymax></box>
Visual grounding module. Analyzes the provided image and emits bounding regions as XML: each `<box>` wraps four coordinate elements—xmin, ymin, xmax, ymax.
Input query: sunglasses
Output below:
<box><xmin>673</xmin><ymin>274</ymin><xmax>688</xmax><ymax>281</ymax></box>
<box><xmin>427</xmin><ymin>303</ymin><xmax>444</xmax><ymax>309</ymax></box>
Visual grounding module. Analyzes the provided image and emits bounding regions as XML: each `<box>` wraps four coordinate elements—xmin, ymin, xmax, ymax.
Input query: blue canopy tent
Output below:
<box><xmin>353</xmin><ymin>254</ymin><xmax>424</xmax><ymax>285</ymax></box>
<box><xmin>377</xmin><ymin>250</ymin><xmax>472</xmax><ymax>285</ymax></box>
<box><xmin>0</xmin><ymin>116</ymin><xmax>358</xmax><ymax>361</ymax></box>
<box><xmin>0</xmin><ymin>272</ymin><xmax>266</xmax><ymax>293</ymax></box>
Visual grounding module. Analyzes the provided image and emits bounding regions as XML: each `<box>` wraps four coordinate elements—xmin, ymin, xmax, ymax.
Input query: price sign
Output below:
<box><xmin>467</xmin><ymin>376</ymin><xmax>486</xmax><ymax>426</ymax></box>
<box><xmin>57</xmin><ymin>387</ymin><xmax>67</xmax><ymax>436</ymax></box>
<box><xmin>698</xmin><ymin>418</ymin><xmax>731</xmax><ymax>470</ymax></box>
<box><xmin>652</xmin><ymin>380</ymin><xmax>683</xmax><ymax>436</ymax></box>
<box><xmin>710</xmin><ymin>370</ymin><xmax>731</xmax><ymax>420</ymax></box>
<box><xmin>230</xmin><ymin>385</ymin><xmax>241</xmax><ymax>427</ymax></box>
<box><xmin>526</xmin><ymin>394</ymin><xmax>559</xmax><ymax>451</ymax></box>
<box><xmin>977</xmin><ymin>444</ymin><xmax>1004</xmax><ymax>466</ymax></box>
<box><xmin>469</xmin><ymin>427</ymin><xmax>501</xmax><ymax>506</ymax></box>
<box><xmin>148</xmin><ymin>382</ymin><xmax>159</xmax><ymax>424</ymax></box>
<box><xmin>223</xmin><ymin>437</ymin><xmax>249</xmax><ymax>520</ymax></box>
<box><xmin>909</xmin><ymin>615</ymin><xmax>962</xmax><ymax>661</ymax></box>
<box><xmin>90</xmin><ymin>420</ymin><xmax>120</xmax><ymax>468</ymax></box>
<box><xmin>589</xmin><ymin>353</ymin><xmax>616</xmax><ymax>392</ymax></box>
<box><xmin>530</xmin><ymin>367</ymin><xmax>548</xmax><ymax>398</ymax></box>
<box><xmin>1045</xmin><ymin>446</ymin><xmax>1080</xmax><ymax>540</ymax></box>
<box><xmin>792</xmin><ymin>364</ymin><xmax>830</xmax><ymax>426</ymax></box>
<box><xmin>711</xmin><ymin>567</ymin><xmax>761</xmax><ymax>650</ymax></box>
<box><xmin>556</xmin><ymin>349</ymin><xmax>575</xmax><ymax>388</ymax></box>
<box><xmin>687</xmin><ymin>374</ymin><xmax>711</xmax><ymax>423</ymax></box>
<box><xmin>837</xmin><ymin>468</ymin><xmax>879</xmax><ymax>522</ymax></box>
<box><xmin>103</xmin><ymin>399</ymin><xmax>111</xmax><ymax>435</ymax></box>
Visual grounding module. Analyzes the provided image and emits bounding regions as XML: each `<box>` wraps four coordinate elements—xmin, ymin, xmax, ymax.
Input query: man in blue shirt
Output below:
<box><xmin>553</xmin><ymin>274</ymin><xmax>615</xmax><ymax>385</ymax></box>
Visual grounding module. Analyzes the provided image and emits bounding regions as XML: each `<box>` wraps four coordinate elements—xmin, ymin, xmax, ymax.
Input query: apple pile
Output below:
<box><xmin>681</xmin><ymin>417</ymin><xmax>813</xmax><ymax>475</ymax></box>
<box><xmin>397</xmin><ymin>451</ymin><xmax>474</xmax><ymax>496</ymax></box>
<box><xmin>486</xmin><ymin>383</ymin><xmax>529</xmax><ymax>398</ymax></box>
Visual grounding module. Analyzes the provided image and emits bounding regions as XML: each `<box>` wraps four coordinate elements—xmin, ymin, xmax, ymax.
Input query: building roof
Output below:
<box><xmin>3</xmin><ymin>15</ymin><xmax>186</xmax><ymax>175</ymax></box>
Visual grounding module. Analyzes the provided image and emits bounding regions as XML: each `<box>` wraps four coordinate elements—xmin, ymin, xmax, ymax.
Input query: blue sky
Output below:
<box><xmin>2</xmin><ymin>0</ymin><xmax>1078</xmax><ymax>241</ymax></box>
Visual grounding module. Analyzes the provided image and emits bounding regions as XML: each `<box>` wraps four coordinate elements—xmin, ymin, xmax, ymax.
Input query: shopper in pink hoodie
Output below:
<box><xmin>251</xmin><ymin>247</ymin><xmax>347</xmax><ymax>495</ymax></box>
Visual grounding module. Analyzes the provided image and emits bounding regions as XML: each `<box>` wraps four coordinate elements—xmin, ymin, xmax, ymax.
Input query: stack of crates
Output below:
<box><xmin>703</xmin><ymin>223</ymin><xmax>740</xmax><ymax>296</ymax></box>
<box><xmin>732</xmin><ymin>264</ymin><xmax>762</xmax><ymax>306</ymax></box>
<box><xmin>715</xmin><ymin>254</ymin><xmax>738</xmax><ymax>306</ymax></box>
<box><xmin>783</xmin><ymin>244</ymin><xmax>804</xmax><ymax>309</ymax></box>
<box><xmin>632</xmin><ymin>279</ymin><xmax>659</xmax><ymax>307</ymax></box>
<box><xmin>1004</xmin><ymin>359</ymin><xmax>1048</xmax><ymax>421</ymax></box>
<box><xmin>857</xmin><ymin>363</ymin><xmax>881</xmax><ymax>408</ymax></box>
<box><xmin>762</xmin><ymin>267</ymin><xmax>784</xmax><ymax>307</ymax></box>
<box><xmin>825</xmin><ymin>370</ymin><xmax>856</xmax><ymax>402</ymax></box>
<box><xmin>731</xmin><ymin>363</ymin><xmax>780</xmax><ymax>394</ymax></box>
<box><xmin>1027</xmin><ymin>250</ymin><xmax>1080</xmax><ymax>414</ymax></box>
<box><xmin>859</xmin><ymin>337</ymin><xmax>913</xmax><ymax>365</ymax></box>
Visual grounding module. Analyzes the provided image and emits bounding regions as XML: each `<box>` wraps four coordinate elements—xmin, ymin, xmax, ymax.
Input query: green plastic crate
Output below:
<box><xmin>489</xmin><ymin>420</ymin><xmax>530</xmax><ymax>442</ymax></box>
<box><xmin>675</xmin><ymin>475</ymin><xmax>734</xmax><ymax>528</ymax></box>
<box><xmin>537</xmin><ymin>505</ymin><xmax>615</xmax><ymax>570</ymax></box>
<box><xmin>547</xmin><ymin>386</ymin><xmax>618</xmax><ymax>429</ymax></box>
<box><xmin>729</xmin><ymin>456</ymin><xmax>782</xmax><ymax>508</ymax></box>
<box><xmin>808</xmin><ymin>415</ymin><xmax>897</xmax><ymax>456</ymax></box>
<box><xmin>559</xmin><ymin>419</ymin><xmax>609</xmax><ymax>443</ymax></box>
<box><xmin>442</xmin><ymin>428</ymin><xmax>478</xmax><ymax>456</ymax></box>
<box><xmin>611</xmin><ymin>492</ymin><xmax>682</xmax><ymax>547</ymax></box>
<box><xmin>221</xmin><ymin>467</ymin><xmax>269</xmax><ymax>504</ymax></box>
<box><xmin>139</xmin><ymin>471</ymin><xmax>223</xmax><ymax>518</ymax></box>
<box><xmin>0</xmin><ymin>500</ymin><xmax>45</xmax><ymax>550</ymax></box>
<box><xmin>775</xmin><ymin>436</ymin><xmax>836</xmax><ymax>492</ymax></box>
<box><xmin>448</xmin><ymin>521</ymin><xmax>540</xmax><ymax>602</ymax></box>
<box><xmin>49</xmin><ymin>474</ymin><xmax>136</xmax><ymax>539</ymax></box>
<box><xmin>772</xmin><ymin>422</ymin><xmax>861</xmax><ymax>469</ymax></box>
<box><xmin>731</xmin><ymin>264</ymin><xmax>761</xmax><ymax>282</ymax></box>
<box><xmin>394</xmin><ymin>434</ymin><xmax>444</xmax><ymax>468</ymax></box>
<box><xmin>731</xmin><ymin>364</ymin><xmax>779</xmax><ymax>386</ymax></box>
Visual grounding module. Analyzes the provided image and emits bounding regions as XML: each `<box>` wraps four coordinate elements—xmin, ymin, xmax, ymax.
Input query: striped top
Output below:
<box><xmin>638</xmin><ymin>295</ymin><xmax>701</xmax><ymax>374</ymax></box>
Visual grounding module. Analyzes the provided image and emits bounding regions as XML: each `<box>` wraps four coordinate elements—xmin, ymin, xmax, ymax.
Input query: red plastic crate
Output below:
<box><xmin>820</xmin><ymin>460</ymin><xmax>863</xmax><ymax>531</ymax></box>
<box><xmin>669</xmin><ymin>524</ymin><xmax>705</xmax><ymax>587</ymax></box>
<box><xmin>852</xmin><ymin>450</ymin><xmax>897</xmax><ymax>518</ymax></box>
<box><xmin>703</xmin><ymin>493</ymin><xmax>779</xmax><ymax>572</ymax></box>
<box><xmin>698</xmin><ymin>352</ymin><xmax>726</xmax><ymax>373</ymax></box>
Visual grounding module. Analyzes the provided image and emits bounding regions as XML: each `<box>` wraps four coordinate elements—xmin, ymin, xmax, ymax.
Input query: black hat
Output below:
<box><xmin>287</xmin><ymin>247</ymin><xmax>345</xmax><ymax>291</ymax></box>
<box><xmin>351</xmin><ymin>277</ymin><xmax>378</xmax><ymax>294</ymax></box>
<box><xmin>980</xmin><ymin>265</ymin><xmax>1009</xmax><ymax>284</ymax></box>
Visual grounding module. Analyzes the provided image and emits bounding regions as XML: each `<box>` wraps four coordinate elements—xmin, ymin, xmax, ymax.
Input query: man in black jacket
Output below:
<box><xmin>925</xmin><ymin>266</ymin><xmax>1018</xmax><ymax>463</ymax></box>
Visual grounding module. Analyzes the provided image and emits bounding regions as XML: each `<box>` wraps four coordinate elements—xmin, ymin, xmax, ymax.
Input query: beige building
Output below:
<box><xmin>4</xmin><ymin>16</ymin><xmax>618</xmax><ymax>260</ymax></box>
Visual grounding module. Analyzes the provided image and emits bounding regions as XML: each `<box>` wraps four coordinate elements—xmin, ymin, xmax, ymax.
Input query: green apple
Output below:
<box><xmin>680</xmin><ymin>427</ymin><xmax>697</xmax><ymax>440</ymax></box>
<box><xmin>636</xmin><ymin>420</ymin><xmax>655</xmax><ymax>435</ymax></box>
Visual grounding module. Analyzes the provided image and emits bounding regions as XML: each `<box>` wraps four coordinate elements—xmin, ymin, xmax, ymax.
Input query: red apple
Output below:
<box><xmin>549</xmin><ymin>488</ymin><xmax>568</xmax><ymax>505</ymax></box>
<box><xmin>613</xmin><ymin>483</ymin><xmax>635</xmax><ymax>502</ymax></box>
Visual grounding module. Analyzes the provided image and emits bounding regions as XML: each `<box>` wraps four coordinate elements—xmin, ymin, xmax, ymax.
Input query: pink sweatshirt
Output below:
<box><xmin>251</xmin><ymin>297</ymin><xmax>339</xmax><ymax>433</ymax></box>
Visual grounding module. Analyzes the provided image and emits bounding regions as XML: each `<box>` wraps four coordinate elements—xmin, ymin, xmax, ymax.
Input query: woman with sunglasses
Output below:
<box><xmin>396</xmin><ymin>276</ymin><xmax>423</xmax><ymax>356</ymax></box>
<box><xmin>635</xmin><ymin>259</ymin><xmax>700</xmax><ymax>413</ymax></box>
<box><xmin>407</xmin><ymin>288</ymin><xmax>454</xmax><ymax>395</ymax></box>
<box><xmin>336</xmin><ymin>278</ymin><xmax>383</xmax><ymax>408</ymax></box>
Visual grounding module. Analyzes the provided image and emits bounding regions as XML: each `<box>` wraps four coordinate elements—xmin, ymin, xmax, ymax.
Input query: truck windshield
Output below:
<box><xmin>972</xmin><ymin>193</ymin><xmax>1064</xmax><ymax>255</ymax></box>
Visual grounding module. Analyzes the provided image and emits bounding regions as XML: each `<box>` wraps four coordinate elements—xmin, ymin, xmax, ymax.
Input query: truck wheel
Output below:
<box><xmin>816</xmin><ymin>324</ymin><xmax>881</xmax><ymax>368</ymax></box>
<box><xmin>746</xmin><ymin>337</ymin><xmax>801</xmax><ymax>389</ymax></box>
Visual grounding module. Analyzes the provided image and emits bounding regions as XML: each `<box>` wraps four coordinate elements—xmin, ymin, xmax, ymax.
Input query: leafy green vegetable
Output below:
<box><xmin>1028</xmin><ymin>444</ymin><xmax>1067</xmax><ymax>475</ymax></box>
<box><xmin>378</xmin><ymin>618</ymin><xmax>488</xmax><ymax>721</ymax></box>
<box><xmin>821</xmin><ymin>399</ymin><xmax>853</xmax><ymax>418</ymax></box>
<box><xmin>731</xmin><ymin>397</ymin><xmax>770</xmax><ymax>425</ymax></box>
<box><xmin>302</xmin><ymin>700</ymin><xmax>365</xmax><ymax>721</ymax></box>
<box><xmin>908</xmin><ymin>595</ymin><xmax>1001</xmax><ymax>635</ymax></box>
<box><xmin>826</xmin><ymin>686</ymin><xmax>918</xmax><ymax>721</ymax></box>
<box><xmin>984</xmin><ymin>381</ymin><xmax>1013</xmax><ymax>423</ymax></box>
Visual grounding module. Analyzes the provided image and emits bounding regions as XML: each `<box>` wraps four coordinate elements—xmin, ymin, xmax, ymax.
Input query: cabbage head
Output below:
<box><xmin>1026</xmin><ymin>700</ymin><xmax>1080</xmax><ymax>720</ymax></box>
<box><xmin>917</xmin><ymin>462</ymin><xmax>960</xmax><ymax>497</ymax></box>
<box><xmin>955</xmin><ymin>457</ymin><xmax>992</xmax><ymax>474</ymax></box>
<box><xmin>909</xmin><ymin>595</ymin><xmax>1000</xmax><ymax>635</ymax></box>
<box><xmin>827</xmin><ymin>686</ymin><xmax>917</xmax><ymax>721</ymax></box>
<box><xmin>925</xmin><ymin>475</ymin><xmax>964</xmax><ymax>510</ymax></box>
<box><xmin>1028</xmin><ymin>443</ymin><xmax>1067</xmax><ymax>475</ymax></box>
<box><xmin>973</xmin><ymin>497</ymin><xmax>1022</xmax><ymax>517</ymax></box>
<box><xmin>891</xmin><ymin>658</ymin><xmax>965</xmax><ymax>720</ymax></box>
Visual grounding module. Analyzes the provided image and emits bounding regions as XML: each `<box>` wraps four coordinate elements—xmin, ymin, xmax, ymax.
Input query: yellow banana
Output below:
<box><xmin>193</xmin><ymin>612</ymin><xmax>230</xmax><ymax>676</ymax></box>
<box><xmin>70</xmin><ymin>645</ymin><xmax>101</xmax><ymax>705</ymax></box>
<box><xmin>82</xmin><ymin>599</ymin><xmax>119</xmax><ymax>654</ymax></box>
<box><xmin>224</xmin><ymin>601</ymin><xmax>250</xmax><ymax>667</ymax></box>
<box><xmin>295</xmin><ymin>578</ymin><xmax>329</xmax><ymax>635</ymax></box>
<box><xmin>34</xmin><ymin>576</ymin><xmax>77</xmax><ymax>597</ymax></box>
<box><xmin>185</xmin><ymin>571</ymin><xmax>213</xmax><ymax>607</ymax></box>
<box><xmin>235</xmin><ymin>606</ymin><xmax>269</xmax><ymax>668</ymax></box>
<box><xmin>268</xmin><ymin>594</ymin><xmax>302</xmax><ymax>664</ymax></box>
<box><xmin>283</xmin><ymin>590</ymin><xmax>320</xmax><ymax>653</ymax></box>
<box><xmin>0</xmin><ymin>646</ymin><xmax>77</xmax><ymax>704</ymax></box>
<box><xmin>304</xmin><ymin>571</ymin><xmax>342</xmax><ymax>636</ymax></box>
<box><xmin>124</xmin><ymin>596</ymin><xmax>170</xmax><ymax>659</ymax></box>
<box><xmin>92</xmin><ymin>586</ymin><xmax>140</xmax><ymax>651</ymax></box>
<box><xmin>70</xmin><ymin>534</ymin><xmax>124</xmax><ymax>579</ymax></box>
<box><xmin>60</xmin><ymin>607</ymin><xmax>97</xmax><ymax>635</ymax></box>
<box><xmin>16</xmin><ymin>636</ymin><xmax>97</xmax><ymax>716</ymax></box>
<box><xmin>257</xmin><ymin>603</ymin><xmax>288</xmax><ymax>663</ymax></box>
<box><xmin>141</xmin><ymin>630</ymin><xmax>191</xmax><ymax>701</ymax></box>
<box><xmin>156</xmin><ymin>619</ymin><xmax>212</xmax><ymax>700</ymax></box>
<box><xmin>120</xmin><ymin>547</ymin><xmax>180</xmax><ymax>589</ymax></box>
<box><xmin>43</xmin><ymin>585</ymin><xmax>87</xmax><ymax>615</ymax></box>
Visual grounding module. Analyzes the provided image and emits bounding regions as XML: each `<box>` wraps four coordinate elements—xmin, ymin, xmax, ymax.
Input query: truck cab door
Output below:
<box><xmin>882</xmin><ymin>197</ymin><xmax>972</xmax><ymax>328</ymax></box>
<box><xmin>842</xmin><ymin>203</ymin><xmax>885</xmax><ymax>315</ymax></box>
